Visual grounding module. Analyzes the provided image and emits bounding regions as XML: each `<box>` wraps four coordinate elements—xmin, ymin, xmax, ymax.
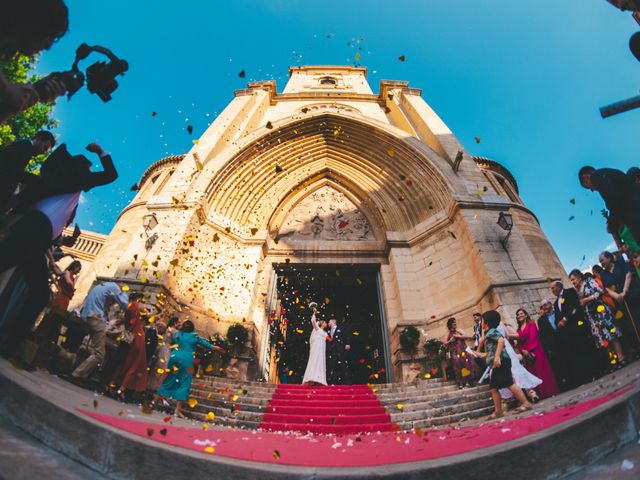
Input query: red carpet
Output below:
<box><xmin>259</xmin><ymin>384</ymin><xmax>393</xmax><ymax>434</ymax></box>
<box><xmin>81</xmin><ymin>386</ymin><xmax>631</xmax><ymax>467</ymax></box>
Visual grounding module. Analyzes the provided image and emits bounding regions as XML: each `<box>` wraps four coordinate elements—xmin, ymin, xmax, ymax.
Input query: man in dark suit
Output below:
<box><xmin>0</xmin><ymin>131</ymin><xmax>55</xmax><ymax>211</ymax></box>
<box><xmin>579</xmin><ymin>166</ymin><xmax>640</xmax><ymax>246</ymax></box>
<box><xmin>537</xmin><ymin>299</ymin><xmax>567</xmax><ymax>391</ymax></box>
<box><xmin>551</xmin><ymin>281</ymin><xmax>598</xmax><ymax>388</ymax></box>
<box><xmin>326</xmin><ymin>316</ymin><xmax>351</xmax><ymax>385</ymax></box>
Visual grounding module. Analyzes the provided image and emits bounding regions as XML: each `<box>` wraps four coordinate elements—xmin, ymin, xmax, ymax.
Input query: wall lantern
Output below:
<box><xmin>143</xmin><ymin>213</ymin><xmax>159</xmax><ymax>250</ymax></box>
<box><xmin>497</xmin><ymin>211</ymin><xmax>514</xmax><ymax>248</ymax></box>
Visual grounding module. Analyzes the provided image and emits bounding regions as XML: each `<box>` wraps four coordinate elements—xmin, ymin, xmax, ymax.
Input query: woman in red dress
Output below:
<box><xmin>516</xmin><ymin>308</ymin><xmax>559</xmax><ymax>399</ymax></box>
<box><xmin>50</xmin><ymin>260</ymin><xmax>82</xmax><ymax>313</ymax></box>
<box><xmin>109</xmin><ymin>293</ymin><xmax>148</xmax><ymax>398</ymax></box>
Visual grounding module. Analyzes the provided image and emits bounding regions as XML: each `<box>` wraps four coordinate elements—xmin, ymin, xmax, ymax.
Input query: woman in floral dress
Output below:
<box><xmin>569</xmin><ymin>269</ymin><xmax>625</xmax><ymax>369</ymax></box>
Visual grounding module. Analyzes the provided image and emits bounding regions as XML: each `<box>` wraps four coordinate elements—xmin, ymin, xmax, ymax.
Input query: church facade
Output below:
<box><xmin>71</xmin><ymin>66</ymin><xmax>565</xmax><ymax>382</ymax></box>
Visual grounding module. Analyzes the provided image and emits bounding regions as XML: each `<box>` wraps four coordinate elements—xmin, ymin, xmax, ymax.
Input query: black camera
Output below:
<box><xmin>0</xmin><ymin>43</ymin><xmax>128</xmax><ymax>116</ymax></box>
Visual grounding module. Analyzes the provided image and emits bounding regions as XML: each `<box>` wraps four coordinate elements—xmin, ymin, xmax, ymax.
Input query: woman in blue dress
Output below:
<box><xmin>153</xmin><ymin>320</ymin><xmax>221</xmax><ymax>417</ymax></box>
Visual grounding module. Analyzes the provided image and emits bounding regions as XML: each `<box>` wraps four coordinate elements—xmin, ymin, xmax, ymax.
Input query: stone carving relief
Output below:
<box><xmin>278</xmin><ymin>186</ymin><xmax>375</xmax><ymax>241</ymax></box>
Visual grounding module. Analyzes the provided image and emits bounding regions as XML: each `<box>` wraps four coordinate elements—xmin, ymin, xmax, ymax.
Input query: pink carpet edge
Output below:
<box><xmin>78</xmin><ymin>386</ymin><xmax>633</xmax><ymax>468</ymax></box>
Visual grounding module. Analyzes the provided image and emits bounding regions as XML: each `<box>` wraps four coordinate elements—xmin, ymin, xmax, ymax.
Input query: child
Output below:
<box><xmin>476</xmin><ymin>310</ymin><xmax>532</xmax><ymax>419</ymax></box>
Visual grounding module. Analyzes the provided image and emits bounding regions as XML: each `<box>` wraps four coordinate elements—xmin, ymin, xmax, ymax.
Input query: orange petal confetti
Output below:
<box><xmin>461</xmin><ymin>367</ymin><xmax>471</xmax><ymax>377</ymax></box>
<box><xmin>188</xmin><ymin>398</ymin><xmax>198</xmax><ymax>408</ymax></box>
<box><xmin>615</xmin><ymin>310</ymin><xmax>624</xmax><ymax>320</ymax></box>
<box><xmin>204</xmin><ymin>446</ymin><xmax>215</xmax><ymax>454</ymax></box>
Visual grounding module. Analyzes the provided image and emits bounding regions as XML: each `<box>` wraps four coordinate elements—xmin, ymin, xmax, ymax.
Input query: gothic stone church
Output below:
<box><xmin>68</xmin><ymin>66</ymin><xmax>565</xmax><ymax>383</ymax></box>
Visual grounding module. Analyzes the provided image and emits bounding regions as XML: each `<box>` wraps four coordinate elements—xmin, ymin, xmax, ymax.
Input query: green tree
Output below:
<box><xmin>0</xmin><ymin>55</ymin><xmax>58</xmax><ymax>173</ymax></box>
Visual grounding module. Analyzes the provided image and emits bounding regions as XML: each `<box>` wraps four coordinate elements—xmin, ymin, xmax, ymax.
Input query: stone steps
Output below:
<box><xmin>184</xmin><ymin>376</ymin><xmax>493</xmax><ymax>431</ymax></box>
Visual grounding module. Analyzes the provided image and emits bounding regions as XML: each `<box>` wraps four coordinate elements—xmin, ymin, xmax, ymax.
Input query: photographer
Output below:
<box><xmin>0</xmin><ymin>130</ymin><xmax>56</xmax><ymax>212</ymax></box>
<box><xmin>0</xmin><ymin>142</ymin><xmax>118</xmax><ymax>362</ymax></box>
<box><xmin>0</xmin><ymin>0</ymin><xmax>69</xmax><ymax>121</ymax></box>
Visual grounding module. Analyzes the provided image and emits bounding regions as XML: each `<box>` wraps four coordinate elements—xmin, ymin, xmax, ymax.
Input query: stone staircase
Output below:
<box><xmin>188</xmin><ymin>377</ymin><xmax>493</xmax><ymax>432</ymax></box>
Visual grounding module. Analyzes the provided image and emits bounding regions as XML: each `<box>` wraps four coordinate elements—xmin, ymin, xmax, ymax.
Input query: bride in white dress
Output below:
<box><xmin>479</xmin><ymin>322</ymin><xmax>542</xmax><ymax>400</ymax></box>
<box><xmin>302</xmin><ymin>304</ymin><xmax>329</xmax><ymax>386</ymax></box>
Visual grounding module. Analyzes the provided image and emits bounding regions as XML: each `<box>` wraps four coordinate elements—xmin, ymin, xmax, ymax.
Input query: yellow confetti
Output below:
<box><xmin>424</xmin><ymin>373</ymin><xmax>431</xmax><ymax>379</ymax></box>
<box><xmin>396</xmin><ymin>403</ymin><xmax>404</xmax><ymax>410</ymax></box>
<box><xmin>352</xmin><ymin>331</ymin><xmax>360</xmax><ymax>336</ymax></box>
<box><xmin>597</xmin><ymin>305</ymin><xmax>605</xmax><ymax>313</ymax></box>
<box><xmin>577</xmin><ymin>320</ymin><xmax>584</xmax><ymax>326</ymax></box>
<box><xmin>461</xmin><ymin>367</ymin><xmax>471</xmax><ymax>377</ymax></box>
<box><xmin>140</xmin><ymin>277</ymin><xmax>148</xmax><ymax>284</ymax></box>
<box><xmin>206</xmin><ymin>412</ymin><xmax>215</xmax><ymax>421</ymax></box>
<box><xmin>121</xmin><ymin>285</ymin><xmax>130</xmax><ymax>292</ymax></box>
<box><xmin>615</xmin><ymin>310</ymin><xmax>624</xmax><ymax>320</ymax></box>
<box><xmin>204</xmin><ymin>446</ymin><xmax>215</xmax><ymax>454</ymax></box>
<box><xmin>188</xmin><ymin>398</ymin><xmax>198</xmax><ymax>408</ymax></box>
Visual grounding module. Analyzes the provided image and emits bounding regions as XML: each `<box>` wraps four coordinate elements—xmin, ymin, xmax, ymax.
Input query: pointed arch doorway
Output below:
<box><xmin>261</xmin><ymin>263</ymin><xmax>391</xmax><ymax>385</ymax></box>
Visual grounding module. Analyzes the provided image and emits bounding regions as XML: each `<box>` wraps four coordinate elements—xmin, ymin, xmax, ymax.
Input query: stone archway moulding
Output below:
<box><xmin>200</xmin><ymin>112</ymin><xmax>458</xmax><ymax>234</ymax></box>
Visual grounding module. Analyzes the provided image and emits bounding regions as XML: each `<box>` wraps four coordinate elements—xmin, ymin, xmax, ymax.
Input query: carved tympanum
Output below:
<box><xmin>278</xmin><ymin>186</ymin><xmax>375</xmax><ymax>241</ymax></box>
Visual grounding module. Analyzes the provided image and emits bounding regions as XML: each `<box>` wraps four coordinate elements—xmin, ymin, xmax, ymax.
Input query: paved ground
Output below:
<box><xmin>0</xmin><ymin>416</ymin><xmax>106</xmax><ymax>480</ymax></box>
<box><xmin>565</xmin><ymin>440</ymin><xmax>640</xmax><ymax>479</ymax></box>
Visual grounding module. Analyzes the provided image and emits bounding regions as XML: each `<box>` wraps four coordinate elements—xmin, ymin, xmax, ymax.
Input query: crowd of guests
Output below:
<box><xmin>443</xmin><ymin>243</ymin><xmax>640</xmax><ymax>419</ymax></box>
<box><xmin>35</xmin><ymin>279</ymin><xmax>224</xmax><ymax>417</ymax></box>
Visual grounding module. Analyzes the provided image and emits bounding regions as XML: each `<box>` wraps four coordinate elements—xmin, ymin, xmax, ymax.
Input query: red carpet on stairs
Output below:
<box><xmin>259</xmin><ymin>384</ymin><xmax>394</xmax><ymax>434</ymax></box>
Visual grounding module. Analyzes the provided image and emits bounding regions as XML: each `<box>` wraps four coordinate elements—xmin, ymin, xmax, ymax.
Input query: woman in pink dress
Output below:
<box><xmin>516</xmin><ymin>308</ymin><xmax>559</xmax><ymax>399</ymax></box>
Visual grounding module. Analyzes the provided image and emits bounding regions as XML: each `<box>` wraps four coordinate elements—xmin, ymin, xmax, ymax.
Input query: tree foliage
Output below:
<box><xmin>0</xmin><ymin>55</ymin><xmax>58</xmax><ymax>172</ymax></box>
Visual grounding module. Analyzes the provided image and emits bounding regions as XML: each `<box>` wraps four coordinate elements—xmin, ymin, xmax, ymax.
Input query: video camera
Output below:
<box><xmin>0</xmin><ymin>43</ymin><xmax>128</xmax><ymax>116</ymax></box>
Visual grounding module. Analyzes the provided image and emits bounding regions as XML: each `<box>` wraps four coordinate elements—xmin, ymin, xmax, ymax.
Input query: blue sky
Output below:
<box><xmin>36</xmin><ymin>0</ymin><xmax>639</xmax><ymax>271</ymax></box>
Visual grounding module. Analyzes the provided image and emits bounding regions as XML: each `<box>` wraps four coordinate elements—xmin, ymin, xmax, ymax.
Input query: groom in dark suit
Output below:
<box><xmin>326</xmin><ymin>316</ymin><xmax>351</xmax><ymax>385</ymax></box>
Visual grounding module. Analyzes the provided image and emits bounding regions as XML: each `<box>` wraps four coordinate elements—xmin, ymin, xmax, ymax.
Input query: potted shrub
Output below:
<box><xmin>423</xmin><ymin>338</ymin><xmax>447</xmax><ymax>379</ymax></box>
<box><xmin>399</xmin><ymin>326</ymin><xmax>420</xmax><ymax>360</ymax></box>
<box><xmin>226</xmin><ymin>323</ymin><xmax>248</xmax><ymax>357</ymax></box>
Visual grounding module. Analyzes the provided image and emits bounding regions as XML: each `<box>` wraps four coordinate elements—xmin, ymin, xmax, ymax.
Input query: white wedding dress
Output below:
<box><xmin>302</xmin><ymin>313</ymin><xmax>328</xmax><ymax>385</ymax></box>
<box><xmin>479</xmin><ymin>323</ymin><xmax>542</xmax><ymax>399</ymax></box>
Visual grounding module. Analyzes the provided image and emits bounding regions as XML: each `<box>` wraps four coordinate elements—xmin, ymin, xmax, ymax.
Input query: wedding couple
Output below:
<box><xmin>302</xmin><ymin>303</ymin><xmax>351</xmax><ymax>386</ymax></box>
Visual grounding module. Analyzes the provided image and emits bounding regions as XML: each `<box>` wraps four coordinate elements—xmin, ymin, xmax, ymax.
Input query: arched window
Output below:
<box><xmin>319</xmin><ymin>76</ymin><xmax>337</xmax><ymax>86</ymax></box>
